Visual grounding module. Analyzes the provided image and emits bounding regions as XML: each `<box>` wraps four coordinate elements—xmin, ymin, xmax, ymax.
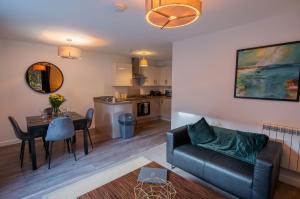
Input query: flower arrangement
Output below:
<box><xmin>49</xmin><ymin>94</ymin><xmax>65</xmax><ymax>116</ymax></box>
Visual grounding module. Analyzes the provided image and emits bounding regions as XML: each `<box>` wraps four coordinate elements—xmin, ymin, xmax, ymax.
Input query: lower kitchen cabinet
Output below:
<box><xmin>94</xmin><ymin>97</ymin><xmax>172</xmax><ymax>139</ymax></box>
<box><xmin>151</xmin><ymin>98</ymin><xmax>161</xmax><ymax>118</ymax></box>
<box><xmin>132</xmin><ymin>97</ymin><xmax>171</xmax><ymax>122</ymax></box>
<box><xmin>160</xmin><ymin>98</ymin><xmax>171</xmax><ymax>121</ymax></box>
<box><xmin>133</xmin><ymin>98</ymin><xmax>161</xmax><ymax>122</ymax></box>
<box><xmin>94</xmin><ymin>100</ymin><xmax>133</xmax><ymax>139</ymax></box>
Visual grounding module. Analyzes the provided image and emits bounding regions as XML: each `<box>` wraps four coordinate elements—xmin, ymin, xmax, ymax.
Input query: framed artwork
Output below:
<box><xmin>234</xmin><ymin>41</ymin><xmax>300</xmax><ymax>102</ymax></box>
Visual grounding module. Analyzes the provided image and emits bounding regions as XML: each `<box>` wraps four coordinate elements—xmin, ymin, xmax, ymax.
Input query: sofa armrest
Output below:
<box><xmin>166</xmin><ymin>125</ymin><xmax>191</xmax><ymax>164</ymax></box>
<box><xmin>252</xmin><ymin>141</ymin><xmax>282</xmax><ymax>199</ymax></box>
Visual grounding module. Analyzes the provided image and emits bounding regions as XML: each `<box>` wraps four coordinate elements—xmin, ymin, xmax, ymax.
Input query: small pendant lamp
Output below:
<box><xmin>139</xmin><ymin>57</ymin><xmax>149</xmax><ymax>67</ymax></box>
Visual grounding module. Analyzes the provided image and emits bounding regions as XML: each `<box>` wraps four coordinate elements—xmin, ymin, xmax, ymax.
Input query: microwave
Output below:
<box><xmin>165</xmin><ymin>90</ymin><xmax>172</xmax><ymax>97</ymax></box>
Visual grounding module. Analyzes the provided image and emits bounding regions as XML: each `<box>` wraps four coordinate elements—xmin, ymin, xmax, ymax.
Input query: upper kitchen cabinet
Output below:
<box><xmin>142</xmin><ymin>66</ymin><xmax>161</xmax><ymax>86</ymax></box>
<box><xmin>142</xmin><ymin>65</ymin><xmax>172</xmax><ymax>87</ymax></box>
<box><xmin>159</xmin><ymin>66</ymin><xmax>172</xmax><ymax>86</ymax></box>
<box><xmin>112</xmin><ymin>63</ymin><xmax>132</xmax><ymax>87</ymax></box>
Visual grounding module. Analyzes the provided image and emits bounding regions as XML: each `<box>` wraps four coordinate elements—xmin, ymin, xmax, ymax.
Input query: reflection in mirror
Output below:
<box><xmin>26</xmin><ymin>62</ymin><xmax>64</xmax><ymax>94</ymax></box>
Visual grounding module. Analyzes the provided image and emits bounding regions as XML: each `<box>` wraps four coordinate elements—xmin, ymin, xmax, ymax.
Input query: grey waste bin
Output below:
<box><xmin>118</xmin><ymin>113</ymin><xmax>135</xmax><ymax>139</ymax></box>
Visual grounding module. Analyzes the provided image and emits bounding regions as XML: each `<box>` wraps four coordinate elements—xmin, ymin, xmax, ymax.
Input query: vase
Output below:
<box><xmin>52</xmin><ymin>107</ymin><xmax>60</xmax><ymax>118</ymax></box>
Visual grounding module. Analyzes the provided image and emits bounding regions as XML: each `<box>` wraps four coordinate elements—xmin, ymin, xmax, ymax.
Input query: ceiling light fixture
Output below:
<box><xmin>145</xmin><ymin>0</ymin><xmax>202</xmax><ymax>29</ymax></box>
<box><xmin>58</xmin><ymin>38</ymin><xmax>82</xmax><ymax>59</ymax></box>
<box><xmin>132</xmin><ymin>50</ymin><xmax>155</xmax><ymax>56</ymax></box>
<box><xmin>114</xmin><ymin>1</ymin><xmax>128</xmax><ymax>12</ymax></box>
<box><xmin>139</xmin><ymin>57</ymin><xmax>149</xmax><ymax>67</ymax></box>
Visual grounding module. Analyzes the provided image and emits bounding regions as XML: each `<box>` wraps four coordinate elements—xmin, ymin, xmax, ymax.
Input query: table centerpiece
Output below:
<box><xmin>49</xmin><ymin>93</ymin><xmax>65</xmax><ymax>117</ymax></box>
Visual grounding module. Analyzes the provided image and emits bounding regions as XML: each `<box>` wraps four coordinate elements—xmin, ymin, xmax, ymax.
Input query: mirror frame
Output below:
<box><xmin>25</xmin><ymin>62</ymin><xmax>64</xmax><ymax>94</ymax></box>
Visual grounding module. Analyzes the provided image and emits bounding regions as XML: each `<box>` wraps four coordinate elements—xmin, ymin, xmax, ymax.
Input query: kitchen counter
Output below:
<box><xmin>94</xmin><ymin>95</ymin><xmax>171</xmax><ymax>139</ymax></box>
<box><xmin>94</xmin><ymin>97</ymin><xmax>131</xmax><ymax>105</ymax></box>
<box><xmin>94</xmin><ymin>98</ymin><xmax>133</xmax><ymax>139</ymax></box>
<box><xmin>94</xmin><ymin>96</ymin><xmax>171</xmax><ymax>105</ymax></box>
<box><xmin>126</xmin><ymin>96</ymin><xmax>172</xmax><ymax>100</ymax></box>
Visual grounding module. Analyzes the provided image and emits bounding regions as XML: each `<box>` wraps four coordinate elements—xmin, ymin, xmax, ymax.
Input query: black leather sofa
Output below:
<box><xmin>167</xmin><ymin>126</ymin><xmax>282</xmax><ymax>199</ymax></box>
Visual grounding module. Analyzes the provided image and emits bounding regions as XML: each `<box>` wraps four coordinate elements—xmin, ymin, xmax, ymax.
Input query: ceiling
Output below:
<box><xmin>0</xmin><ymin>0</ymin><xmax>299</xmax><ymax>61</ymax></box>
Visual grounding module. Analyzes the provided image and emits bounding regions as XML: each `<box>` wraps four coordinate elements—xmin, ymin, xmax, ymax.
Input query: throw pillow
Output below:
<box><xmin>187</xmin><ymin>118</ymin><xmax>216</xmax><ymax>145</ymax></box>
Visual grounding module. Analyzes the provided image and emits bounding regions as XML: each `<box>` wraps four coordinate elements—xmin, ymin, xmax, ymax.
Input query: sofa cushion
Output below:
<box><xmin>173</xmin><ymin>144</ymin><xmax>254</xmax><ymax>199</ymax></box>
<box><xmin>187</xmin><ymin>118</ymin><xmax>216</xmax><ymax>145</ymax></box>
<box><xmin>173</xmin><ymin>144</ymin><xmax>216</xmax><ymax>178</ymax></box>
<box><xmin>203</xmin><ymin>148</ymin><xmax>254</xmax><ymax>199</ymax></box>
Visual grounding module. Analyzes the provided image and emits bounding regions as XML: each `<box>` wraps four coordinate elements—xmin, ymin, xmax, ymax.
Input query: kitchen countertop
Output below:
<box><xmin>94</xmin><ymin>96</ymin><xmax>171</xmax><ymax>105</ymax></box>
<box><xmin>126</xmin><ymin>96</ymin><xmax>171</xmax><ymax>100</ymax></box>
<box><xmin>93</xmin><ymin>98</ymin><xmax>131</xmax><ymax>105</ymax></box>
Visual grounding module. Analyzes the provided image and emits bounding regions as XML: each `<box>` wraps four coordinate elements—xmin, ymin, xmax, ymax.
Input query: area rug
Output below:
<box><xmin>42</xmin><ymin>156</ymin><xmax>151</xmax><ymax>199</ymax></box>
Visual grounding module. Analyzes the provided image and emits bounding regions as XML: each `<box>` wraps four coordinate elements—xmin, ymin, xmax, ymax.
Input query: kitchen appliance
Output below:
<box><xmin>165</xmin><ymin>90</ymin><xmax>172</xmax><ymax>97</ymax></box>
<box><xmin>132</xmin><ymin>57</ymin><xmax>146</xmax><ymax>80</ymax></box>
<box><xmin>149</xmin><ymin>90</ymin><xmax>162</xmax><ymax>96</ymax></box>
<box><xmin>137</xmin><ymin>101</ymin><xmax>150</xmax><ymax>116</ymax></box>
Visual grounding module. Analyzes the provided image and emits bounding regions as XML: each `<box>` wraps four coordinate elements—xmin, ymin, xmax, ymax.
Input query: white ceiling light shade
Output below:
<box><xmin>58</xmin><ymin>39</ymin><xmax>82</xmax><ymax>59</ymax></box>
<box><xmin>58</xmin><ymin>46</ymin><xmax>81</xmax><ymax>59</ymax></box>
<box><xmin>145</xmin><ymin>0</ymin><xmax>202</xmax><ymax>29</ymax></box>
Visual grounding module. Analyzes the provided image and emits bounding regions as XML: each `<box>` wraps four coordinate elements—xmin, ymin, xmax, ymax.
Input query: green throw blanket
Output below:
<box><xmin>196</xmin><ymin>126</ymin><xmax>269</xmax><ymax>164</ymax></box>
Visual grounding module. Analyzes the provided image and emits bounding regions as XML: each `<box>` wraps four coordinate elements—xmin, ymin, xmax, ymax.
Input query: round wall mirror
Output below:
<box><xmin>25</xmin><ymin>62</ymin><xmax>64</xmax><ymax>94</ymax></box>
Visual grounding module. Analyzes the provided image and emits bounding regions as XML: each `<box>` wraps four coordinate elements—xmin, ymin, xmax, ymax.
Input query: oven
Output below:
<box><xmin>137</xmin><ymin>101</ymin><xmax>150</xmax><ymax>117</ymax></box>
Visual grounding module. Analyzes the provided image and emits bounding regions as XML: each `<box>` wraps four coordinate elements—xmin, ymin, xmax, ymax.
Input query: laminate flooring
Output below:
<box><xmin>0</xmin><ymin>120</ymin><xmax>170</xmax><ymax>198</ymax></box>
<box><xmin>0</xmin><ymin>120</ymin><xmax>299</xmax><ymax>199</ymax></box>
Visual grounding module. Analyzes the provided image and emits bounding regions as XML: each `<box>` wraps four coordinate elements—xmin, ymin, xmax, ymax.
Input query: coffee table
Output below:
<box><xmin>78</xmin><ymin>162</ymin><xmax>225</xmax><ymax>199</ymax></box>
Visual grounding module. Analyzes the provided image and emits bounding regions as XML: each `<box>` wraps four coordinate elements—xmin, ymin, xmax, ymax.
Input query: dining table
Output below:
<box><xmin>26</xmin><ymin>112</ymin><xmax>89</xmax><ymax>170</ymax></box>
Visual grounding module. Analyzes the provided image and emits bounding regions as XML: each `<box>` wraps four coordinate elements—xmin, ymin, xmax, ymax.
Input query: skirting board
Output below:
<box><xmin>160</xmin><ymin>116</ymin><xmax>171</xmax><ymax>122</ymax></box>
<box><xmin>280</xmin><ymin>168</ymin><xmax>300</xmax><ymax>188</ymax></box>
<box><xmin>0</xmin><ymin>137</ymin><xmax>44</xmax><ymax>147</ymax></box>
<box><xmin>0</xmin><ymin>138</ymin><xmax>20</xmax><ymax>147</ymax></box>
<box><xmin>0</xmin><ymin>138</ymin><xmax>43</xmax><ymax>147</ymax></box>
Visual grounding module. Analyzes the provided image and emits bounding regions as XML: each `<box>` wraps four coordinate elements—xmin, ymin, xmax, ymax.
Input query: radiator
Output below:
<box><xmin>262</xmin><ymin>124</ymin><xmax>300</xmax><ymax>172</ymax></box>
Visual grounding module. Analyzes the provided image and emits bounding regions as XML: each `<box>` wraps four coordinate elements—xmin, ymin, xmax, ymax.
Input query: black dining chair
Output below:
<box><xmin>85</xmin><ymin>108</ymin><xmax>94</xmax><ymax>149</ymax></box>
<box><xmin>8</xmin><ymin>116</ymin><xmax>33</xmax><ymax>168</ymax></box>
<box><xmin>45</xmin><ymin>117</ymin><xmax>77</xmax><ymax>169</ymax></box>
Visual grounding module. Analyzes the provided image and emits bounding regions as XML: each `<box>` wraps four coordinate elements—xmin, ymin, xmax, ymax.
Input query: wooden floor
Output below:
<box><xmin>0</xmin><ymin>119</ymin><xmax>299</xmax><ymax>199</ymax></box>
<box><xmin>0</xmin><ymin>120</ymin><xmax>170</xmax><ymax>198</ymax></box>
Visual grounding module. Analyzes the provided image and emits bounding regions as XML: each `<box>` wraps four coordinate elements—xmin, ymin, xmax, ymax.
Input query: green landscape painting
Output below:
<box><xmin>235</xmin><ymin>41</ymin><xmax>300</xmax><ymax>101</ymax></box>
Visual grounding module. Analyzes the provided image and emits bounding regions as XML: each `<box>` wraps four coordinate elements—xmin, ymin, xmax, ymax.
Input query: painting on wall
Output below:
<box><xmin>234</xmin><ymin>41</ymin><xmax>300</xmax><ymax>102</ymax></box>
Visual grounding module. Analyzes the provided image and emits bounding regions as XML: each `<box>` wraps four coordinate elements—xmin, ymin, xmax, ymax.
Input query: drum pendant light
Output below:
<box><xmin>145</xmin><ymin>0</ymin><xmax>202</xmax><ymax>29</ymax></box>
<box><xmin>58</xmin><ymin>39</ymin><xmax>82</xmax><ymax>59</ymax></box>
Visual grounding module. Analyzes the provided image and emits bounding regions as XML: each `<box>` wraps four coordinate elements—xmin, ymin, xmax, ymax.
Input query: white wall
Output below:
<box><xmin>172</xmin><ymin>10</ymin><xmax>300</xmax><ymax>187</ymax></box>
<box><xmin>172</xmin><ymin>11</ymin><xmax>300</xmax><ymax>130</ymax></box>
<box><xmin>0</xmin><ymin>39</ymin><xmax>130</xmax><ymax>146</ymax></box>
